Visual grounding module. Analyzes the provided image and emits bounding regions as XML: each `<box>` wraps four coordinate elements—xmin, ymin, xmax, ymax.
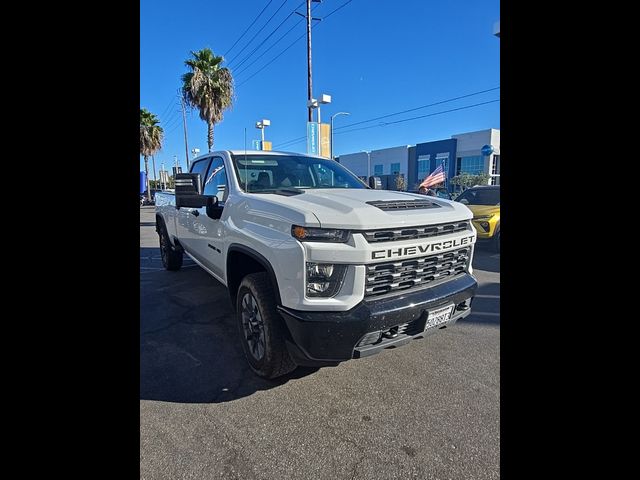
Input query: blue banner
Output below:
<box><xmin>307</xmin><ymin>122</ymin><xmax>319</xmax><ymax>155</ymax></box>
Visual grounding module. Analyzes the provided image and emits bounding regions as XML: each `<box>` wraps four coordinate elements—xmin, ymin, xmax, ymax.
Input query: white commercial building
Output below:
<box><xmin>452</xmin><ymin>129</ymin><xmax>500</xmax><ymax>185</ymax></box>
<box><xmin>337</xmin><ymin>128</ymin><xmax>500</xmax><ymax>190</ymax></box>
<box><xmin>338</xmin><ymin>146</ymin><xmax>410</xmax><ymax>179</ymax></box>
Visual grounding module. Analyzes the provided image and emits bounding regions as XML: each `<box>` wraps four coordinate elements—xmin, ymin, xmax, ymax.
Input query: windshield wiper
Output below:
<box><xmin>250</xmin><ymin>187</ymin><xmax>305</xmax><ymax>196</ymax></box>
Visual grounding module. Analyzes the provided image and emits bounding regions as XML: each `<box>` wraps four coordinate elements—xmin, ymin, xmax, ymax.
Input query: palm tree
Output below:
<box><xmin>181</xmin><ymin>48</ymin><xmax>234</xmax><ymax>152</ymax></box>
<box><xmin>140</xmin><ymin>108</ymin><xmax>164</xmax><ymax>201</ymax></box>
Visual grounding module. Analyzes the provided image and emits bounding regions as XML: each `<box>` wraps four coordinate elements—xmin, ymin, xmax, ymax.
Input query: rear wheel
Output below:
<box><xmin>236</xmin><ymin>272</ymin><xmax>296</xmax><ymax>379</ymax></box>
<box><xmin>158</xmin><ymin>222</ymin><xmax>183</xmax><ymax>271</ymax></box>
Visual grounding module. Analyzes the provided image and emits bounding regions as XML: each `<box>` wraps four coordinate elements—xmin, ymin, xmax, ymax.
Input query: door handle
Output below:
<box><xmin>190</xmin><ymin>210</ymin><xmax>199</xmax><ymax>217</ymax></box>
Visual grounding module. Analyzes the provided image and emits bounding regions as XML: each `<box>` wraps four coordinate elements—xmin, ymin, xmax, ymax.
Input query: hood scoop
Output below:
<box><xmin>366</xmin><ymin>199</ymin><xmax>442</xmax><ymax>211</ymax></box>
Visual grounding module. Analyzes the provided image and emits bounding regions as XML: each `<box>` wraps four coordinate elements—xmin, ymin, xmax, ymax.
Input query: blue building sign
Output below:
<box><xmin>307</xmin><ymin>122</ymin><xmax>319</xmax><ymax>155</ymax></box>
<box><xmin>481</xmin><ymin>144</ymin><xmax>494</xmax><ymax>156</ymax></box>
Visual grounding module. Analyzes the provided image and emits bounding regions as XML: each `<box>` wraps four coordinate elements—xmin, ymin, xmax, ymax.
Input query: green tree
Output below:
<box><xmin>140</xmin><ymin>108</ymin><xmax>164</xmax><ymax>201</ymax></box>
<box><xmin>450</xmin><ymin>172</ymin><xmax>491</xmax><ymax>191</ymax></box>
<box><xmin>181</xmin><ymin>48</ymin><xmax>234</xmax><ymax>152</ymax></box>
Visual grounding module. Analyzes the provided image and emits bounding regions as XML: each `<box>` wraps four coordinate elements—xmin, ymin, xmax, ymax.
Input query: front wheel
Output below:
<box><xmin>493</xmin><ymin>230</ymin><xmax>500</xmax><ymax>253</ymax></box>
<box><xmin>236</xmin><ymin>272</ymin><xmax>296</xmax><ymax>379</ymax></box>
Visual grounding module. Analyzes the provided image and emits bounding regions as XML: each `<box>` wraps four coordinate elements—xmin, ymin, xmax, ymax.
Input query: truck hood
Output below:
<box><xmin>254</xmin><ymin>189</ymin><xmax>473</xmax><ymax>230</ymax></box>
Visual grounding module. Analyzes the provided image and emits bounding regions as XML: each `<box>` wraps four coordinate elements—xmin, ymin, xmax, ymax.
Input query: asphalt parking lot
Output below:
<box><xmin>140</xmin><ymin>206</ymin><xmax>500</xmax><ymax>479</ymax></box>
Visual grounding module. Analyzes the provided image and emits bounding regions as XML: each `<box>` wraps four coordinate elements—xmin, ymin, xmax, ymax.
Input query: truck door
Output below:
<box><xmin>189</xmin><ymin>156</ymin><xmax>229</xmax><ymax>279</ymax></box>
<box><xmin>177</xmin><ymin>157</ymin><xmax>211</xmax><ymax>255</ymax></box>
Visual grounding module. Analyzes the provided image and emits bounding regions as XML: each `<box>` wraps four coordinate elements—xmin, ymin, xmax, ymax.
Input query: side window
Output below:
<box><xmin>203</xmin><ymin>157</ymin><xmax>228</xmax><ymax>202</ymax></box>
<box><xmin>189</xmin><ymin>159</ymin><xmax>211</xmax><ymax>191</ymax></box>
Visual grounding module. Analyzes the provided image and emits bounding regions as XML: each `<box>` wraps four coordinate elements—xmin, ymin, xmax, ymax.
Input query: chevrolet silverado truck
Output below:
<box><xmin>155</xmin><ymin>150</ymin><xmax>478</xmax><ymax>378</ymax></box>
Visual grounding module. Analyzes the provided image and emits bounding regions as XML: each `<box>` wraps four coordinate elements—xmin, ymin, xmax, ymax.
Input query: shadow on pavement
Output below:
<box><xmin>472</xmin><ymin>245</ymin><xmax>500</xmax><ymax>273</ymax></box>
<box><xmin>140</xmin><ymin>221</ymin><xmax>157</xmax><ymax>227</ymax></box>
<box><xmin>140</xmin><ymin>247</ymin><xmax>317</xmax><ymax>403</ymax></box>
<box><xmin>461</xmin><ymin>280</ymin><xmax>500</xmax><ymax>325</ymax></box>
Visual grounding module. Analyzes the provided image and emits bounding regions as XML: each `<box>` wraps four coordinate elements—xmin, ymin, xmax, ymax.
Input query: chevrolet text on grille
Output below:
<box><xmin>371</xmin><ymin>235</ymin><xmax>475</xmax><ymax>260</ymax></box>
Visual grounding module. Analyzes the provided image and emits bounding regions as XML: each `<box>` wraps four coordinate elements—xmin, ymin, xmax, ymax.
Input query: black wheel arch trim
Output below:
<box><xmin>227</xmin><ymin>244</ymin><xmax>282</xmax><ymax>306</ymax></box>
<box><xmin>155</xmin><ymin>214</ymin><xmax>181</xmax><ymax>250</ymax></box>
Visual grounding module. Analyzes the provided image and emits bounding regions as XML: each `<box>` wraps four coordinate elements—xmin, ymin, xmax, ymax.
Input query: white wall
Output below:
<box><xmin>369</xmin><ymin>146</ymin><xmax>410</xmax><ymax>177</ymax></box>
<box><xmin>452</xmin><ymin>129</ymin><xmax>499</xmax><ymax>156</ymax></box>
<box><xmin>452</xmin><ymin>129</ymin><xmax>500</xmax><ymax>183</ymax></box>
<box><xmin>337</xmin><ymin>152</ymin><xmax>369</xmax><ymax>177</ymax></box>
<box><xmin>338</xmin><ymin>146</ymin><xmax>410</xmax><ymax>178</ymax></box>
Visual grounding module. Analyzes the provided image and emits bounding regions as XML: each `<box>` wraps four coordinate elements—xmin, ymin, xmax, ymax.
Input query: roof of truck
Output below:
<box><xmin>191</xmin><ymin>150</ymin><xmax>327</xmax><ymax>162</ymax></box>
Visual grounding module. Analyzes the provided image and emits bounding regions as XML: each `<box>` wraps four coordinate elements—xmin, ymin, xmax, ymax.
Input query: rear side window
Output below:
<box><xmin>189</xmin><ymin>158</ymin><xmax>211</xmax><ymax>190</ymax></box>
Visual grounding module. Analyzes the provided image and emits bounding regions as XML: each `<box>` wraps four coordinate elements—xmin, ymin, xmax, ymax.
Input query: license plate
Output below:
<box><xmin>425</xmin><ymin>304</ymin><xmax>455</xmax><ymax>330</ymax></box>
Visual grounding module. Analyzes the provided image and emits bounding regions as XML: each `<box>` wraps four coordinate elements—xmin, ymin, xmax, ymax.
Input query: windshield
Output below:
<box><xmin>230</xmin><ymin>154</ymin><xmax>366</xmax><ymax>193</ymax></box>
<box><xmin>456</xmin><ymin>188</ymin><xmax>500</xmax><ymax>206</ymax></box>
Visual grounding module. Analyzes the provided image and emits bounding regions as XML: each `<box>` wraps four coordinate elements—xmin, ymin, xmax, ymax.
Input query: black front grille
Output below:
<box><xmin>365</xmin><ymin>247</ymin><xmax>470</xmax><ymax>297</ymax></box>
<box><xmin>366</xmin><ymin>200</ymin><xmax>441</xmax><ymax>211</ymax></box>
<box><xmin>362</xmin><ymin>220</ymin><xmax>470</xmax><ymax>243</ymax></box>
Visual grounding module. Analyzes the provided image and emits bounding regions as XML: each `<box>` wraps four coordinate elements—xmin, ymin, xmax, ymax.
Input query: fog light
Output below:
<box><xmin>480</xmin><ymin>221</ymin><xmax>490</xmax><ymax>231</ymax></box>
<box><xmin>306</xmin><ymin>263</ymin><xmax>347</xmax><ymax>297</ymax></box>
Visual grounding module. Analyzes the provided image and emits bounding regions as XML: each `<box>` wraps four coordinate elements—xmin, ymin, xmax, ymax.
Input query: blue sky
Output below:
<box><xmin>141</xmin><ymin>0</ymin><xmax>500</xmax><ymax>173</ymax></box>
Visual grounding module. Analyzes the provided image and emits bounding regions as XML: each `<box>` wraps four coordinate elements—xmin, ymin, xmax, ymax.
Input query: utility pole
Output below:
<box><xmin>297</xmin><ymin>1</ymin><xmax>321</xmax><ymax>122</ymax></box>
<box><xmin>306</xmin><ymin>0</ymin><xmax>313</xmax><ymax>122</ymax></box>
<box><xmin>179</xmin><ymin>90</ymin><xmax>190</xmax><ymax>170</ymax></box>
<box><xmin>151</xmin><ymin>155</ymin><xmax>157</xmax><ymax>191</ymax></box>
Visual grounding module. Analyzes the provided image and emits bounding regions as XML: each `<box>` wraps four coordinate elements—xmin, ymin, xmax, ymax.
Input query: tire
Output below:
<box><xmin>158</xmin><ymin>221</ymin><xmax>183</xmax><ymax>271</ymax></box>
<box><xmin>493</xmin><ymin>229</ymin><xmax>500</xmax><ymax>253</ymax></box>
<box><xmin>236</xmin><ymin>272</ymin><xmax>296</xmax><ymax>379</ymax></box>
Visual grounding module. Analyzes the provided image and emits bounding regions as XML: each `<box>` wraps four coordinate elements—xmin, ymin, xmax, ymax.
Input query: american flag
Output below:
<box><xmin>419</xmin><ymin>163</ymin><xmax>446</xmax><ymax>189</ymax></box>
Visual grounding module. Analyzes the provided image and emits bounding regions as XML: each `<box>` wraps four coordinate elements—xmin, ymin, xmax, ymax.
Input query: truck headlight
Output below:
<box><xmin>306</xmin><ymin>263</ymin><xmax>348</xmax><ymax>297</ymax></box>
<box><xmin>292</xmin><ymin>225</ymin><xmax>350</xmax><ymax>243</ymax></box>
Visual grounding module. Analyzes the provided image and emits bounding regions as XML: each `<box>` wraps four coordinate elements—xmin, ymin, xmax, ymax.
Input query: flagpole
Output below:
<box><xmin>442</xmin><ymin>158</ymin><xmax>447</xmax><ymax>192</ymax></box>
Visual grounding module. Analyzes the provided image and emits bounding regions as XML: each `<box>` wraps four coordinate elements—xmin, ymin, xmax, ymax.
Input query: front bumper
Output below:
<box><xmin>277</xmin><ymin>273</ymin><xmax>477</xmax><ymax>366</ymax></box>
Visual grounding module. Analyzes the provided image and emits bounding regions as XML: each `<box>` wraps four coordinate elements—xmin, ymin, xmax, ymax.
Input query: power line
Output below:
<box><xmin>158</xmin><ymin>96</ymin><xmax>175</xmax><ymax>119</ymax></box>
<box><xmin>161</xmin><ymin>106</ymin><xmax>180</xmax><ymax>127</ymax></box>
<box><xmin>223</xmin><ymin>0</ymin><xmax>274</xmax><ymax>58</ymax></box>
<box><xmin>234</xmin><ymin>4</ymin><xmax>316</xmax><ymax>78</ymax></box>
<box><xmin>276</xmin><ymin>98</ymin><xmax>500</xmax><ymax>149</ymax></box>
<box><xmin>275</xmin><ymin>99</ymin><xmax>500</xmax><ymax>148</ymax></box>
<box><xmin>334</xmin><ymin>87</ymin><xmax>501</xmax><ymax>131</ymax></box>
<box><xmin>335</xmin><ymin>99</ymin><xmax>501</xmax><ymax>135</ymax></box>
<box><xmin>236</xmin><ymin>0</ymin><xmax>354</xmax><ymax>88</ymax></box>
<box><xmin>226</xmin><ymin>0</ymin><xmax>290</xmax><ymax>67</ymax></box>
<box><xmin>236</xmin><ymin>32</ymin><xmax>306</xmax><ymax>87</ymax></box>
<box><xmin>275</xmin><ymin>87</ymin><xmax>499</xmax><ymax>148</ymax></box>
<box><xmin>162</xmin><ymin>108</ymin><xmax>182</xmax><ymax>131</ymax></box>
<box><xmin>232</xmin><ymin>1</ymin><xmax>306</xmax><ymax>72</ymax></box>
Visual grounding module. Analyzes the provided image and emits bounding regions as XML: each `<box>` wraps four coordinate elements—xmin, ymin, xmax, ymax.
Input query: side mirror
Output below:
<box><xmin>206</xmin><ymin>196</ymin><xmax>223</xmax><ymax>219</ymax></box>
<box><xmin>459</xmin><ymin>198</ymin><xmax>469</xmax><ymax>205</ymax></box>
<box><xmin>175</xmin><ymin>173</ymin><xmax>207</xmax><ymax>208</ymax></box>
<box><xmin>368</xmin><ymin>176</ymin><xmax>382</xmax><ymax>189</ymax></box>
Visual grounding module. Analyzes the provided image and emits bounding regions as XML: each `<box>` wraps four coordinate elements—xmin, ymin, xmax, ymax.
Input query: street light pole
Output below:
<box><xmin>330</xmin><ymin>112</ymin><xmax>350</xmax><ymax>160</ymax></box>
<box><xmin>255</xmin><ymin>119</ymin><xmax>270</xmax><ymax>149</ymax></box>
<box><xmin>362</xmin><ymin>150</ymin><xmax>371</xmax><ymax>178</ymax></box>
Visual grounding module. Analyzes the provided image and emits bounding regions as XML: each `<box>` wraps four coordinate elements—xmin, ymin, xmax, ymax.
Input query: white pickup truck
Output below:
<box><xmin>155</xmin><ymin>150</ymin><xmax>477</xmax><ymax>378</ymax></box>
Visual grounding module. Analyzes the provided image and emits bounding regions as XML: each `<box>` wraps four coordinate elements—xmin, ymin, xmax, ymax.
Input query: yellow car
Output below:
<box><xmin>455</xmin><ymin>186</ymin><xmax>500</xmax><ymax>252</ymax></box>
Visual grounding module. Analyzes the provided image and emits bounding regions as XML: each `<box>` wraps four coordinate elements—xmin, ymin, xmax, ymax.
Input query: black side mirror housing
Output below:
<box><xmin>175</xmin><ymin>173</ymin><xmax>207</xmax><ymax>208</ymax></box>
<box><xmin>206</xmin><ymin>196</ymin><xmax>223</xmax><ymax>219</ymax></box>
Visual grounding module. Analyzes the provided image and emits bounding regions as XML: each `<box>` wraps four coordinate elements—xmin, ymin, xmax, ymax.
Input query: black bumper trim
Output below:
<box><xmin>277</xmin><ymin>273</ymin><xmax>477</xmax><ymax>366</ymax></box>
